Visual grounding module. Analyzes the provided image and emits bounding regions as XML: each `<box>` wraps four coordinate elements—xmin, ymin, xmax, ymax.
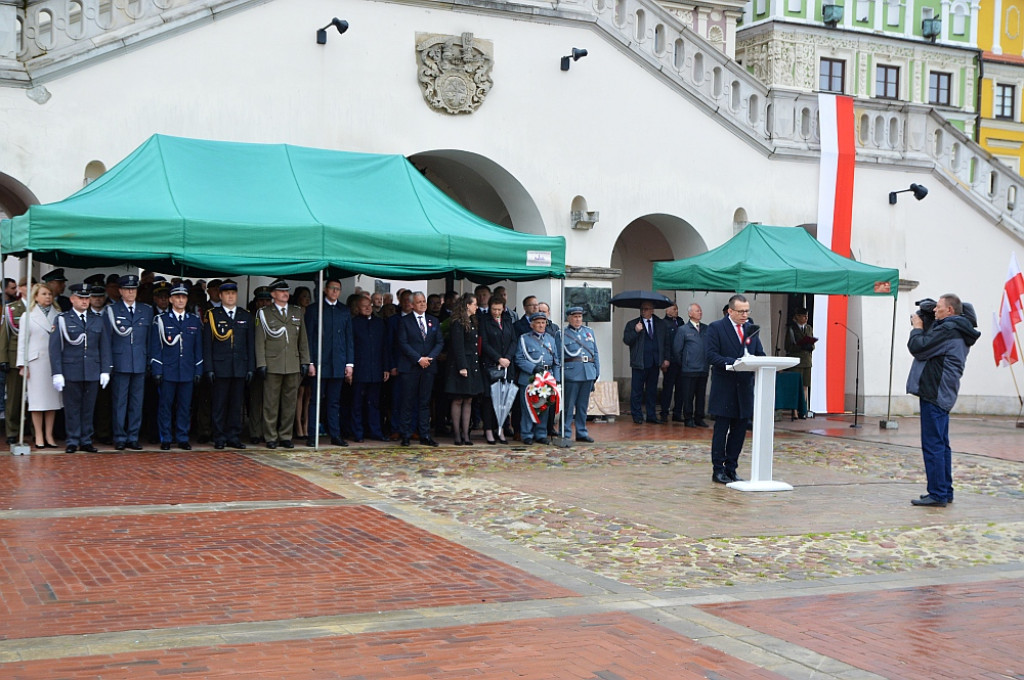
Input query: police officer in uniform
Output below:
<box><xmin>203</xmin><ymin>280</ymin><xmax>254</xmax><ymax>449</ymax></box>
<box><xmin>514</xmin><ymin>312</ymin><xmax>560</xmax><ymax>445</ymax></box>
<box><xmin>42</xmin><ymin>269</ymin><xmax>71</xmax><ymax>312</ymax></box>
<box><xmin>108</xmin><ymin>274</ymin><xmax>153</xmax><ymax>450</ymax></box>
<box><xmin>0</xmin><ymin>278</ymin><xmax>29</xmax><ymax>443</ymax></box>
<box><xmin>561</xmin><ymin>306</ymin><xmax>600</xmax><ymax>442</ymax></box>
<box><xmin>88</xmin><ymin>283</ymin><xmax>115</xmax><ymax>444</ymax></box>
<box><xmin>49</xmin><ymin>283</ymin><xmax>112</xmax><ymax>453</ymax></box>
<box><xmin>149</xmin><ymin>283</ymin><xmax>203</xmax><ymax>450</ymax></box>
<box><xmin>255</xmin><ymin>280</ymin><xmax>312</xmax><ymax>449</ymax></box>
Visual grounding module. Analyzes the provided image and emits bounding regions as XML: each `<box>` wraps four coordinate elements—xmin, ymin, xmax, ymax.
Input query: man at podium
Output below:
<box><xmin>706</xmin><ymin>294</ymin><xmax>765</xmax><ymax>484</ymax></box>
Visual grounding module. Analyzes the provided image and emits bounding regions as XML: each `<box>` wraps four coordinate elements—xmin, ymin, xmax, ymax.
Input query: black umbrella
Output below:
<box><xmin>609</xmin><ymin>290</ymin><xmax>674</xmax><ymax>309</ymax></box>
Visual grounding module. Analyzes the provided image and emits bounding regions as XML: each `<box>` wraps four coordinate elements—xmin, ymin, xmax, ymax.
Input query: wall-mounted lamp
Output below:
<box><xmin>560</xmin><ymin>48</ymin><xmax>588</xmax><ymax>71</ymax></box>
<box><xmin>888</xmin><ymin>183</ymin><xmax>928</xmax><ymax>204</ymax></box>
<box><xmin>316</xmin><ymin>18</ymin><xmax>349</xmax><ymax>45</ymax></box>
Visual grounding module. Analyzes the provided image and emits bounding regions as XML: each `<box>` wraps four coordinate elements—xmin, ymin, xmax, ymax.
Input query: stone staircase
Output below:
<box><xmin>3</xmin><ymin>0</ymin><xmax>1022</xmax><ymax>240</ymax></box>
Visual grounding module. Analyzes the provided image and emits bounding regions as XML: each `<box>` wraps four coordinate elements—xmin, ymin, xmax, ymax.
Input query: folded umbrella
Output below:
<box><xmin>490</xmin><ymin>368</ymin><xmax>519</xmax><ymax>429</ymax></box>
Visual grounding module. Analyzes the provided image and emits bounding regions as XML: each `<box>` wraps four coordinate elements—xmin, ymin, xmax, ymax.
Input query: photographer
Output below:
<box><xmin>906</xmin><ymin>294</ymin><xmax>980</xmax><ymax>507</ymax></box>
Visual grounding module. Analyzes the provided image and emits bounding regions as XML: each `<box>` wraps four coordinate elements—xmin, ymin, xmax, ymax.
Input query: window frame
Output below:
<box><xmin>995</xmin><ymin>83</ymin><xmax>1016</xmax><ymax>120</ymax></box>
<box><xmin>819</xmin><ymin>58</ymin><xmax>846</xmax><ymax>94</ymax></box>
<box><xmin>929</xmin><ymin>71</ymin><xmax>952</xmax><ymax>106</ymax></box>
<box><xmin>875</xmin><ymin>64</ymin><xmax>900</xmax><ymax>100</ymax></box>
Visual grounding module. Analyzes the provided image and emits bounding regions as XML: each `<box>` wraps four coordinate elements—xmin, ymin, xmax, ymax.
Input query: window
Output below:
<box><xmin>820</xmin><ymin>58</ymin><xmax>846</xmax><ymax>93</ymax></box>
<box><xmin>886</xmin><ymin>0</ymin><xmax>901</xmax><ymax>26</ymax></box>
<box><xmin>929</xmin><ymin>72</ymin><xmax>951</xmax><ymax>105</ymax></box>
<box><xmin>876</xmin><ymin>65</ymin><xmax>900</xmax><ymax>99</ymax></box>
<box><xmin>995</xmin><ymin>83</ymin><xmax>1016</xmax><ymax>119</ymax></box>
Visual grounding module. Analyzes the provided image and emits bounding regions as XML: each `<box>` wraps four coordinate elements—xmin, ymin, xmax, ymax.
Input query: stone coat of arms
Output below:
<box><xmin>416</xmin><ymin>32</ymin><xmax>493</xmax><ymax>115</ymax></box>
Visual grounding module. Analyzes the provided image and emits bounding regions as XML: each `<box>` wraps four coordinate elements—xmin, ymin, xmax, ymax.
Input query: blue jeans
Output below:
<box><xmin>563</xmin><ymin>380</ymin><xmax>593</xmax><ymax>438</ymax></box>
<box><xmin>920</xmin><ymin>400</ymin><xmax>953</xmax><ymax>502</ymax></box>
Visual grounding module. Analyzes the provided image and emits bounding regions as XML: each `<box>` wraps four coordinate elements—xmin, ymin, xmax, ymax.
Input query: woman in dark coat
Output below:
<box><xmin>479</xmin><ymin>296</ymin><xmax>515</xmax><ymax>444</ymax></box>
<box><xmin>444</xmin><ymin>293</ymin><xmax>484</xmax><ymax>445</ymax></box>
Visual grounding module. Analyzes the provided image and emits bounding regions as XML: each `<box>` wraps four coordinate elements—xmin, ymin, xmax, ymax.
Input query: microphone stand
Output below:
<box><xmin>834</xmin><ymin>321</ymin><xmax>861</xmax><ymax>428</ymax></box>
<box><xmin>774</xmin><ymin>309</ymin><xmax>783</xmax><ymax>355</ymax></box>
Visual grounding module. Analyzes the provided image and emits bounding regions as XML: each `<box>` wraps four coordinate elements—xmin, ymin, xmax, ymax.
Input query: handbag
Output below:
<box><xmin>488</xmin><ymin>366</ymin><xmax>510</xmax><ymax>382</ymax></box>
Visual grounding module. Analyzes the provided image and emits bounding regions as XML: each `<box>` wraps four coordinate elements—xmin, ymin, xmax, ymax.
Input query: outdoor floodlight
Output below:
<box><xmin>561</xmin><ymin>48</ymin><xmax>589</xmax><ymax>71</ymax></box>
<box><xmin>317</xmin><ymin>18</ymin><xmax>349</xmax><ymax>45</ymax></box>
<box><xmin>888</xmin><ymin>183</ymin><xmax>928</xmax><ymax>204</ymax></box>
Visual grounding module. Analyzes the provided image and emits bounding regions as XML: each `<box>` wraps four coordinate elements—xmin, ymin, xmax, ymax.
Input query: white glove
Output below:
<box><xmin>99</xmin><ymin>373</ymin><xmax>110</xmax><ymax>389</ymax></box>
<box><xmin>52</xmin><ymin>374</ymin><xmax>65</xmax><ymax>392</ymax></box>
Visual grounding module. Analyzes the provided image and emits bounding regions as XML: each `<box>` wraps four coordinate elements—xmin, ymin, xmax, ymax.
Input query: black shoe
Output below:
<box><xmin>672</xmin><ymin>416</ymin><xmax>686</xmax><ymax>423</ymax></box>
<box><xmin>214</xmin><ymin>441</ymin><xmax>225</xmax><ymax>450</ymax></box>
<box><xmin>127</xmin><ymin>441</ymin><xmax>143</xmax><ymax>450</ymax></box>
<box><xmin>633</xmin><ymin>418</ymin><xmax>644</xmax><ymax>424</ymax></box>
<box><xmin>575</xmin><ymin>435</ymin><xmax>595</xmax><ymax>443</ymax></box>
<box><xmin>226</xmin><ymin>440</ymin><xmax>246</xmax><ymax>449</ymax></box>
<box><xmin>535</xmin><ymin>437</ymin><xmax>550</xmax><ymax>445</ymax></box>
<box><xmin>684</xmin><ymin>420</ymin><xmax>697</xmax><ymax>427</ymax></box>
<box><xmin>65</xmin><ymin>445</ymin><xmax>78</xmax><ymax>453</ymax></box>
<box><xmin>330</xmin><ymin>436</ymin><xmax>348</xmax><ymax>447</ymax></box>
<box><xmin>659</xmin><ymin>413</ymin><xmax>669</xmax><ymax>421</ymax></box>
<box><xmin>421</xmin><ymin>437</ymin><xmax>439</xmax><ymax>447</ymax></box>
<box><xmin>648</xmin><ymin>418</ymin><xmax>665</xmax><ymax>425</ymax></box>
<box><xmin>250</xmin><ymin>437</ymin><xmax>261</xmax><ymax>445</ymax></box>
<box><xmin>400</xmin><ymin>437</ymin><xmax>411</xmax><ymax>447</ymax></box>
<box><xmin>912</xmin><ymin>495</ymin><xmax>947</xmax><ymax>507</ymax></box>
<box><xmin>115</xmin><ymin>442</ymin><xmax>126</xmax><ymax>451</ymax></box>
<box><xmin>728</xmin><ymin>472</ymin><xmax>744</xmax><ymax>482</ymax></box>
<box><xmin>279</xmin><ymin>440</ymin><xmax>294</xmax><ymax>449</ymax></box>
<box><xmin>6</xmin><ymin>436</ymin><xmax>15</xmax><ymax>444</ymax></box>
<box><xmin>306</xmin><ymin>438</ymin><xmax>316</xmax><ymax>447</ymax></box>
<box><xmin>521</xmin><ymin>439</ymin><xmax>533</xmax><ymax>446</ymax></box>
<box><xmin>160</xmin><ymin>442</ymin><xmax>171</xmax><ymax>450</ymax></box>
<box><xmin>696</xmin><ymin>420</ymin><xmax>710</xmax><ymax>428</ymax></box>
<box><xmin>920</xmin><ymin>494</ymin><xmax>953</xmax><ymax>503</ymax></box>
<box><xmin>266</xmin><ymin>441</ymin><xmax>277</xmax><ymax>449</ymax></box>
<box><xmin>80</xmin><ymin>445</ymin><xmax>98</xmax><ymax>453</ymax></box>
<box><xmin>177</xmin><ymin>441</ymin><xmax>192</xmax><ymax>451</ymax></box>
<box><xmin>712</xmin><ymin>471</ymin><xmax>732</xmax><ymax>484</ymax></box>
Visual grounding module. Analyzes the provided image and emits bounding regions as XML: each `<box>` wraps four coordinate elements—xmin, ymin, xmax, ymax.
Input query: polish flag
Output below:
<box><xmin>1006</xmin><ymin>253</ymin><xmax>1024</xmax><ymax>325</ymax></box>
<box><xmin>811</xmin><ymin>94</ymin><xmax>856</xmax><ymax>415</ymax></box>
<box><xmin>993</xmin><ymin>293</ymin><xmax>1018</xmax><ymax>366</ymax></box>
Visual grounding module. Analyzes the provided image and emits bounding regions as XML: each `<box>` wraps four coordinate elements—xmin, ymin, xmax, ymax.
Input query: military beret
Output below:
<box><xmin>69</xmin><ymin>283</ymin><xmax>91</xmax><ymax>298</ymax></box>
<box><xmin>42</xmin><ymin>269</ymin><xmax>67</xmax><ymax>283</ymax></box>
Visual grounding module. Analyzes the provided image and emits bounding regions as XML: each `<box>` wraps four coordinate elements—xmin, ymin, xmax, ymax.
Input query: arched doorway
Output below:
<box><xmin>609</xmin><ymin>214</ymin><xmax>707</xmax><ymax>384</ymax></box>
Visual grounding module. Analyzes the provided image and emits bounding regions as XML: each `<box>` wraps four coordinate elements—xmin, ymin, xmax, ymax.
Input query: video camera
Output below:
<box><xmin>915</xmin><ymin>297</ymin><xmax>978</xmax><ymax>332</ymax></box>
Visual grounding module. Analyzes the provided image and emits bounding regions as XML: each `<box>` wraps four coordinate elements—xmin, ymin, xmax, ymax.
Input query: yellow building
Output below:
<box><xmin>979</xmin><ymin>0</ymin><xmax>1024</xmax><ymax>173</ymax></box>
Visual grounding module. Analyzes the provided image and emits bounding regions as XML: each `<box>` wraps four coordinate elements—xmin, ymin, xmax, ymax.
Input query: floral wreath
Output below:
<box><xmin>525</xmin><ymin>370</ymin><xmax>560</xmax><ymax>424</ymax></box>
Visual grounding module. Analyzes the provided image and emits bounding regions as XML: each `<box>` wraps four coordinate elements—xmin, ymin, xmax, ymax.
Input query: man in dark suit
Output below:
<box><xmin>108</xmin><ymin>274</ymin><xmax>153</xmax><ymax>450</ymax></box>
<box><xmin>202</xmin><ymin>280</ymin><xmax>254</xmax><ymax>449</ymax></box>
<box><xmin>385</xmin><ymin>290</ymin><xmax>414</xmax><ymax>438</ymax></box>
<box><xmin>396</xmin><ymin>291</ymin><xmax>443</xmax><ymax>447</ymax></box>
<box><xmin>622</xmin><ymin>302</ymin><xmax>669</xmax><ymax>424</ymax></box>
<box><xmin>674</xmin><ymin>303</ymin><xmax>711</xmax><ymax>427</ymax></box>
<box><xmin>659</xmin><ymin>304</ymin><xmax>685</xmax><ymax>422</ymax></box>
<box><xmin>706</xmin><ymin>294</ymin><xmax>765</xmax><ymax>484</ymax></box>
<box><xmin>351</xmin><ymin>295</ymin><xmax>389</xmax><ymax>442</ymax></box>
<box><xmin>305</xmin><ymin>279</ymin><xmax>354</xmax><ymax>447</ymax></box>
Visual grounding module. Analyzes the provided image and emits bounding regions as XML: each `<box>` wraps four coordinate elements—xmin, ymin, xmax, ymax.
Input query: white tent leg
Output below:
<box><xmin>881</xmin><ymin>295</ymin><xmax>899</xmax><ymax>429</ymax></box>
<box><xmin>15</xmin><ymin>253</ymin><xmax>32</xmax><ymax>453</ymax></box>
<box><xmin>314</xmin><ymin>269</ymin><xmax>324</xmax><ymax>450</ymax></box>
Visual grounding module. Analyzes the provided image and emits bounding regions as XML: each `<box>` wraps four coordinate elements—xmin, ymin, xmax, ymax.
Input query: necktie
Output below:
<box><xmin>128</xmin><ymin>306</ymin><xmax>134</xmax><ymax>320</ymax></box>
<box><xmin>418</xmin><ymin>315</ymin><xmax>427</xmax><ymax>339</ymax></box>
<box><xmin>228</xmin><ymin>310</ymin><xmax>234</xmax><ymax>320</ymax></box>
<box><xmin>79</xmin><ymin>313</ymin><xmax>86</xmax><ymax>324</ymax></box>
<box><xmin>646</xmin><ymin>319</ymin><xmax>653</xmax><ymax>338</ymax></box>
<box><xmin>178</xmin><ymin>314</ymin><xmax>184</xmax><ymax>323</ymax></box>
<box><xmin>279</xmin><ymin>306</ymin><xmax>285</xmax><ymax>317</ymax></box>
<box><xmin>737</xmin><ymin>324</ymin><xmax>744</xmax><ymax>344</ymax></box>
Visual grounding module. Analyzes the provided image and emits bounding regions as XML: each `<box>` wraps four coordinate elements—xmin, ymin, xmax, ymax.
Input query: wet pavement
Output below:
<box><xmin>1</xmin><ymin>412</ymin><xmax>1022</xmax><ymax>678</ymax></box>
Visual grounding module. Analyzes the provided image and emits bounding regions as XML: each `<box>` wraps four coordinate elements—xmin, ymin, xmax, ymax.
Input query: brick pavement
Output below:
<box><xmin>701</xmin><ymin>578</ymin><xmax>1024</xmax><ymax>680</ymax></box>
<box><xmin>0</xmin><ymin>506</ymin><xmax>574</xmax><ymax>640</ymax></box>
<box><xmin>0</xmin><ymin>613</ymin><xmax>786</xmax><ymax>680</ymax></box>
<box><xmin>0</xmin><ymin>451</ymin><xmax>339</xmax><ymax>509</ymax></box>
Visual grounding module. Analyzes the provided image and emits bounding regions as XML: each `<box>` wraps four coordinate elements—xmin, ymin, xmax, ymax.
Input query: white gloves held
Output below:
<box><xmin>52</xmin><ymin>374</ymin><xmax>65</xmax><ymax>392</ymax></box>
<box><xmin>99</xmin><ymin>373</ymin><xmax>110</xmax><ymax>389</ymax></box>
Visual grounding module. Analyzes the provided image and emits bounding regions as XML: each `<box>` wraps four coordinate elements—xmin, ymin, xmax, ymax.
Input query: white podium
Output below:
<box><xmin>725</xmin><ymin>354</ymin><xmax>799</xmax><ymax>492</ymax></box>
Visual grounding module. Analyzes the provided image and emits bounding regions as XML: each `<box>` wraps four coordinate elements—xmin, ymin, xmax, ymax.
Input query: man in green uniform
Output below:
<box><xmin>255</xmin><ymin>280</ymin><xmax>313</xmax><ymax>449</ymax></box>
<box><xmin>0</xmin><ymin>277</ymin><xmax>30</xmax><ymax>443</ymax></box>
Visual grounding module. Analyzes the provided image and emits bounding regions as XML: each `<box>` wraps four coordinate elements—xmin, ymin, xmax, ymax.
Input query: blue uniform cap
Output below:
<box><xmin>219</xmin><ymin>279</ymin><xmax>238</xmax><ymax>292</ymax></box>
<box><xmin>118</xmin><ymin>274</ymin><xmax>139</xmax><ymax>288</ymax></box>
<box><xmin>169</xmin><ymin>283</ymin><xmax>189</xmax><ymax>297</ymax></box>
<box><xmin>566</xmin><ymin>306</ymin><xmax>584</xmax><ymax>318</ymax></box>
<box><xmin>69</xmin><ymin>283</ymin><xmax>90</xmax><ymax>298</ymax></box>
<box><xmin>529</xmin><ymin>312</ymin><xmax>549</xmax><ymax>322</ymax></box>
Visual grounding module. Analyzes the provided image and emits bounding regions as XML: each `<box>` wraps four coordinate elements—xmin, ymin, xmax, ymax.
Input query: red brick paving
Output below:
<box><xmin>0</xmin><ymin>506</ymin><xmax>575</xmax><ymax>640</ymax></box>
<box><xmin>0</xmin><ymin>452</ymin><xmax>339</xmax><ymax>509</ymax></box>
<box><xmin>0</xmin><ymin>613</ymin><xmax>786</xmax><ymax>679</ymax></box>
<box><xmin>702</xmin><ymin>578</ymin><xmax>1024</xmax><ymax>680</ymax></box>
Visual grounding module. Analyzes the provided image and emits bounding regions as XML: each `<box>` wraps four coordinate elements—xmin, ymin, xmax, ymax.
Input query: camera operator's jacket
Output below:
<box><xmin>906</xmin><ymin>315</ymin><xmax>980</xmax><ymax>412</ymax></box>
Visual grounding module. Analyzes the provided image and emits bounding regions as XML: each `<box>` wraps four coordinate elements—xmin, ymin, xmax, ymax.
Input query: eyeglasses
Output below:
<box><xmin>732</xmin><ymin>309</ymin><xmax>750</xmax><ymax>315</ymax></box>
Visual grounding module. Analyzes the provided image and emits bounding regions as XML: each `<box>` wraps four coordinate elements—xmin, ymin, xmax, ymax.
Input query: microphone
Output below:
<box><xmin>743</xmin><ymin>324</ymin><xmax>761</xmax><ymax>356</ymax></box>
<box><xmin>833</xmin><ymin>320</ymin><xmax>859</xmax><ymax>341</ymax></box>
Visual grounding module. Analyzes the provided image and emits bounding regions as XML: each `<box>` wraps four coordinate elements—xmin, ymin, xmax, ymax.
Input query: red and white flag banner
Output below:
<box><xmin>993</xmin><ymin>292</ymin><xmax>1019</xmax><ymax>367</ymax></box>
<box><xmin>1006</xmin><ymin>252</ymin><xmax>1024</xmax><ymax>326</ymax></box>
<box><xmin>811</xmin><ymin>94</ymin><xmax>856</xmax><ymax>414</ymax></box>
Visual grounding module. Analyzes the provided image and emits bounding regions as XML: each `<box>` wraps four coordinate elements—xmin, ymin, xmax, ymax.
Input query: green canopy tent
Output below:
<box><xmin>0</xmin><ymin>134</ymin><xmax>565</xmax><ymax>281</ymax></box>
<box><xmin>0</xmin><ymin>134</ymin><xmax>566</xmax><ymax>451</ymax></box>
<box><xmin>652</xmin><ymin>223</ymin><xmax>901</xmax><ymax>422</ymax></box>
<box><xmin>651</xmin><ymin>223</ymin><xmax>897</xmax><ymax>296</ymax></box>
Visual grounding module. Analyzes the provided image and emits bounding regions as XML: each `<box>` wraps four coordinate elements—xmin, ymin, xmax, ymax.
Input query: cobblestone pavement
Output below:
<box><xmin>285</xmin><ymin>432</ymin><xmax>1024</xmax><ymax>592</ymax></box>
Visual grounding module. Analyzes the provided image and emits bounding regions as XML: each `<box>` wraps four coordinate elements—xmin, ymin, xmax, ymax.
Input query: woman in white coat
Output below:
<box><xmin>16</xmin><ymin>283</ymin><xmax>61</xmax><ymax>448</ymax></box>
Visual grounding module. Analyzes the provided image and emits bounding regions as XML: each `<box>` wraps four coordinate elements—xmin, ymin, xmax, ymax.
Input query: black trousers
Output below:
<box><xmin>212</xmin><ymin>376</ymin><xmax>246</xmax><ymax>444</ymax></box>
<box><xmin>711</xmin><ymin>416</ymin><xmax>747</xmax><ymax>474</ymax></box>
<box><xmin>682</xmin><ymin>373</ymin><xmax>708</xmax><ymax>420</ymax></box>
<box><xmin>660</xmin><ymin>363</ymin><xmax>683</xmax><ymax>416</ymax></box>
<box><xmin>401</xmin><ymin>368</ymin><xmax>435</xmax><ymax>439</ymax></box>
<box><xmin>64</xmin><ymin>380</ymin><xmax>99</xmax><ymax>447</ymax></box>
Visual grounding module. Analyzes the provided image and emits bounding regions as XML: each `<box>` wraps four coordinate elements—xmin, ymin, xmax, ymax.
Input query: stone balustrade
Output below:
<box><xmin>4</xmin><ymin>0</ymin><xmax>1023</xmax><ymax>238</ymax></box>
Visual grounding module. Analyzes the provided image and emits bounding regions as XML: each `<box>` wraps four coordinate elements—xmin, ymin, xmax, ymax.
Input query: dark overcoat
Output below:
<box><xmin>705</xmin><ymin>316</ymin><xmax>765</xmax><ymax>419</ymax></box>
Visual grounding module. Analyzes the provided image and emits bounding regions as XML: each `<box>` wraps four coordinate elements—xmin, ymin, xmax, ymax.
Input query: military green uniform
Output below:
<box><xmin>256</xmin><ymin>303</ymin><xmax>310</xmax><ymax>444</ymax></box>
<box><xmin>0</xmin><ymin>299</ymin><xmax>26</xmax><ymax>440</ymax></box>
